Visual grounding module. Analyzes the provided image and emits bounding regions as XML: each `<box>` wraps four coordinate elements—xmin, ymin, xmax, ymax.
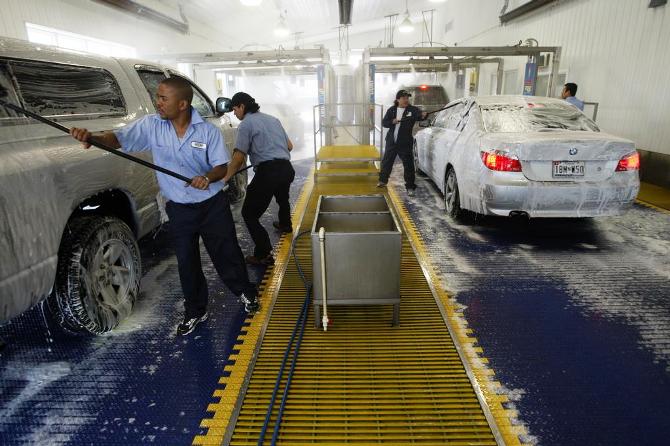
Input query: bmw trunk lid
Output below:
<box><xmin>480</xmin><ymin>131</ymin><xmax>636</xmax><ymax>182</ymax></box>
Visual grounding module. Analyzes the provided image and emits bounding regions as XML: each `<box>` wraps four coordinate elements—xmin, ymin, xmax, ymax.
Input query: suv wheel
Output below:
<box><xmin>226</xmin><ymin>170</ymin><xmax>248</xmax><ymax>203</ymax></box>
<box><xmin>444</xmin><ymin>168</ymin><xmax>463</xmax><ymax>219</ymax></box>
<box><xmin>48</xmin><ymin>216</ymin><xmax>140</xmax><ymax>334</ymax></box>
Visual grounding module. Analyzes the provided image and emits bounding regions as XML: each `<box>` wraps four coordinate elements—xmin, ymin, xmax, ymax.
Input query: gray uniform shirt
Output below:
<box><xmin>235</xmin><ymin>112</ymin><xmax>291</xmax><ymax>166</ymax></box>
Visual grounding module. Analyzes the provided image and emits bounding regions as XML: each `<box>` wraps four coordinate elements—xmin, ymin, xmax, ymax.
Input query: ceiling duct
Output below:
<box><xmin>94</xmin><ymin>0</ymin><xmax>189</xmax><ymax>34</ymax></box>
<box><xmin>338</xmin><ymin>0</ymin><xmax>353</xmax><ymax>25</ymax></box>
<box><xmin>500</xmin><ymin>0</ymin><xmax>557</xmax><ymax>23</ymax></box>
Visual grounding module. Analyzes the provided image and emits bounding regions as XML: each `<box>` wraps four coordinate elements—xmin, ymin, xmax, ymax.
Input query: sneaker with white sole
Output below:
<box><xmin>241</xmin><ymin>292</ymin><xmax>260</xmax><ymax>314</ymax></box>
<box><xmin>176</xmin><ymin>312</ymin><xmax>208</xmax><ymax>336</ymax></box>
<box><xmin>376</xmin><ymin>181</ymin><xmax>387</xmax><ymax>188</ymax></box>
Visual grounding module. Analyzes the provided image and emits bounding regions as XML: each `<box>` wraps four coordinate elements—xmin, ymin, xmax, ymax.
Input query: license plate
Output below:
<box><xmin>552</xmin><ymin>161</ymin><xmax>585</xmax><ymax>177</ymax></box>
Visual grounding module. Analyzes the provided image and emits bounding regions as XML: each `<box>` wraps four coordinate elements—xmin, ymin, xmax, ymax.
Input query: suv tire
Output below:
<box><xmin>226</xmin><ymin>170</ymin><xmax>248</xmax><ymax>203</ymax></box>
<box><xmin>48</xmin><ymin>216</ymin><xmax>141</xmax><ymax>334</ymax></box>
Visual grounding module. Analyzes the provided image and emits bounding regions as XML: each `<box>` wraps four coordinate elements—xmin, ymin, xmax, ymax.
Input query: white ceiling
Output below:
<box><xmin>181</xmin><ymin>0</ymin><xmax>450</xmax><ymax>50</ymax></box>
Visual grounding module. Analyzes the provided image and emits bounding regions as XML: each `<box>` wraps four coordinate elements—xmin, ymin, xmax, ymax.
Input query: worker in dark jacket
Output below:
<box><xmin>377</xmin><ymin>89</ymin><xmax>427</xmax><ymax>195</ymax></box>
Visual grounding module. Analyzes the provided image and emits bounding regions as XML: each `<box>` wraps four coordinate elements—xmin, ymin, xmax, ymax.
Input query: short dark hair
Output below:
<box><xmin>230</xmin><ymin>92</ymin><xmax>260</xmax><ymax>114</ymax></box>
<box><xmin>564</xmin><ymin>82</ymin><xmax>578</xmax><ymax>96</ymax></box>
<box><xmin>160</xmin><ymin>76</ymin><xmax>194</xmax><ymax>104</ymax></box>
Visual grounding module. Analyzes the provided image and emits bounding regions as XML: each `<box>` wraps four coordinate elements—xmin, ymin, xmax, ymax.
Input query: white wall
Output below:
<box><xmin>0</xmin><ymin>0</ymin><xmax>242</xmax><ymax>58</ymax></box>
<box><xmin>439</xmin><ymin>0</ymin><xmax>670</xmax><ymax>155</ymax></box>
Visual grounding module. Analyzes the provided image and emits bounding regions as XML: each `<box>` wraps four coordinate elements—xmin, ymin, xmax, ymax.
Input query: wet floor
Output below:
<box><xmin>1</xmin><ymin>157</ymin><xmax>669</xmax><ymax>445</ymax></box>
<box><xmin>0</xmin><ymin>159</ymin><xmax>312</xmax><ymax>445</ymax></box>
<box><xmin>398</xmin><ymin>167</ymin><xmax>670</xmax><ymax>446</ymax></box>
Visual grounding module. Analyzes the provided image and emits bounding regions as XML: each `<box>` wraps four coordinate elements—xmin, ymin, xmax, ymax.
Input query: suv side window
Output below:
<box><xmin>2</xmin><ymin>58</ymin><xmax>126</xmax><ymax>119</ymax></box>
<box><xmin>0</xmin><ymin>62</ymin><xmax>21</xmax><ymax>120</ymax></box>
<box><xmin>168</xmin><ymin>73</ymin><xmax>215</xmax><ymax>118</ymax></box>
<box><xmin>135</xmin><ymin>67</ymin><xmax>167</xmax><ymax>111</ymax></box>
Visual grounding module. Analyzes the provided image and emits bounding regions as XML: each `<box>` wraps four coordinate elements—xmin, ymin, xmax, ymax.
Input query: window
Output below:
<box><xmin>1</xmin><ymin>59</ymin><xmax>126</xmax><ymax>120</ymax></box>
<box><xmin>26</xmin><ymin>23</ymin><xmax>136</xmax><ymax>58</ymax></box>
<box><xmin>445</xmin><ymin>103</ymin><xmax>466</xmax><ymax>131</ymax></box>
<box><xmin>480</xmin><ymin>102</ymin><xmax>600</xmax><ymax>133</ymax></box>
<box><xmin>169</xmin><ymin>74</ymin><xmax>215</xmax><ymax>118</ymax></box>
<box><xmin>136</xmin><ymin>68</ymin><xmax>168</xmax><ymax>110</ymax></box>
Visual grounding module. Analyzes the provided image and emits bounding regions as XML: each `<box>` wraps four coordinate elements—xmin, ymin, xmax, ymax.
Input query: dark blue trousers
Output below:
<box><xmin>166</xmin><ymin>191</ymin><xmax>256</xmax><ymax>318</ymax></box>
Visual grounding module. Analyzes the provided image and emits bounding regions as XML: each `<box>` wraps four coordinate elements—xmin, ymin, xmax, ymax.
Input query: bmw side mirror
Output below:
<box><xmin>216</xmin><ymin>97</ymin><xmax>232</xmax><ymax>116</ymax></box>
<box><xmin>419</xmin><ymin>120</ymin><xmax>431</xmax><ymax>128</ymax></box>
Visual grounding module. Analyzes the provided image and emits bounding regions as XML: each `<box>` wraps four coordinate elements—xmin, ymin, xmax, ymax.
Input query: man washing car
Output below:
<box><xmin>70</xmin><ymin>76</ymin><xmax>260</xmax><ymax>336</ymax></box>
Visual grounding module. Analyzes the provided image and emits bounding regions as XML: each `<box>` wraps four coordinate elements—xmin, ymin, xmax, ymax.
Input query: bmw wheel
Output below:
<box><xmin>413</xmin><ymin>141</ymin><xmax>425</xmax><ymax>176</ymax></box>
<box><xmin>444</xmin><ymin>168</ymin><xmax>463</xmax><ymax>219</ymax></box>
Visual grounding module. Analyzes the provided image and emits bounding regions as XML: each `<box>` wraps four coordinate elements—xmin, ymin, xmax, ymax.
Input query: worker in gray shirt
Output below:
<box><xmin>224</xmin><ymin>92</ymin><xmax>295</xmax><ymax>266</ymax></box>
<box><xmin>561</xmin><ymin>82</ymin><xmax>584</xmax><ymax>111</ymax></box>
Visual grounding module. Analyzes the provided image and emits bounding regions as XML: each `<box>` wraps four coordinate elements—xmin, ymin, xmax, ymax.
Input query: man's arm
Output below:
<box><xmin>223</xmin><ymin>149</ymin><xmax>247</xmax><ymax>183</ymax></box>
<box><xmin>190</xmin><ymin>164</ymin><xmax>228</xmax><ymax>190</ymax></box>
<box><xmin>382</xmin><ymin>107</ymin><xmax>396</xmax><ymax>128</ymax></box>
<box><xmin>70</xmin><ymin>129</ymin><xmax>121</xmax><ymax>149</ymax></box>
<box><xmin>287</xmin><ymin>138</ymin><xmax>294</xmax><ymax>152</ymax></box>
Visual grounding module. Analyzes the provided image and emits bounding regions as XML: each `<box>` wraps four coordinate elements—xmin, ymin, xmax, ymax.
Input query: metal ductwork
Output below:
<box><xmin>338</xmin><ymin>0</ymin><xmax>353</xmax><ymax>25</ymax></box>
<box><xmin>94</xmin><ymin>0</ymin><xmax>189</xmax><ymax>34</ymax></box>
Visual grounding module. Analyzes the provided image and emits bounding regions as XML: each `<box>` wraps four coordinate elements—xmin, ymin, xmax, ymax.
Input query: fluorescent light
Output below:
<box><xmin>429</xmin><ymin>0</ymin><xmax>447</xmax><ymax>3</ymax></box>
<box><xmin>240</xmin><ymin>0</ymin><xmax>262</xmax><ymax>6</ymax></box>
<box><xmin>398</xmin><ymin>14</ymin><xmax>414</xmax><ymax>33</ymax></box>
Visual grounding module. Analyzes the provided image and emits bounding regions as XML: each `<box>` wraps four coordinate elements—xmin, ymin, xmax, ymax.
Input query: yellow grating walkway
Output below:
<box><xmin>316</xmin><ymin>161</ymin><xmax>378</xmax><ymax>177</ymax></box>
<box><xmin>316</xmin><ymin>145</ymin><xmax>380</xmax><ymax>162</ymax></box>
<box><xmin>195</xmin><ymin>173</ymin><xmax>524</xmax><ymax>446</ymax></box>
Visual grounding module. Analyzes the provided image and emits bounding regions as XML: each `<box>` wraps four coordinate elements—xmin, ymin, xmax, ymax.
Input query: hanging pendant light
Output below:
<box><xmin>274</xmin><ymin>13</ymin><xmax>290</xmax><ymax>37</ymax></box>
<box><xmin>398</xmin><ymin>0</ymin><xmax>414</xmax><ymax>33</ymax></box>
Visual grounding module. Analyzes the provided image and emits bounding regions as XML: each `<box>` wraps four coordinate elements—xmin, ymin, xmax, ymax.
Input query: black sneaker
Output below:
<box><xmin>240</xmin><ymin>292</ymin><xmax>260</xmax><ymax>314</ymax></box>
<box><xmin>176</xmin><ymin>312</ymin><xmax>208</xmax><ymax>336</ymax></box>
<box><xmin>272</xmin><ymin>221</ymin><xmax>293</xmax><ymax>233</ymax></box>
<box><xmin>407</xmin><ymin>187</ymin><xmax>416</xmax><ymax>197</ymax></box>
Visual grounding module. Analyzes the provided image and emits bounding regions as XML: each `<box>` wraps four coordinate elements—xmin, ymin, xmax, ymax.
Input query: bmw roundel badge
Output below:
<box><xmin>569</xmin><ymin>148</ymin><xmax>578</xmax><ymax>155</ymax></box>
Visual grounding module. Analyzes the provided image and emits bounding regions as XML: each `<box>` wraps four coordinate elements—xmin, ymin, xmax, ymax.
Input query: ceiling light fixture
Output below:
<box><xmin>429</xmin><ymin>0</ymin><xmax>447</xmax><ymax>3</ymax></box>
<box><xmin>274</xmin><ymin>13</ymin><xmax>290</xmax><ymax>37</ymax></box>
<box><xmin>398</xmin><ymin>0</ymin><xmax>414</xmax><ymax>33</ymax></box>
<box><xmin>240</xmin><ymin>0</ymin><xmax>262</xmax><ymax>6</ymax></box>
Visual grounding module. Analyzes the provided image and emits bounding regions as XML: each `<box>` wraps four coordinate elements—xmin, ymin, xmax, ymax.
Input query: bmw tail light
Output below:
<box><xmin>480</xmin><ymin>151</ymin><xmax>522</xmax><ymax>172</ymax></box>
<box><xmin>615</xmin><ymin>151</ymin><xmax>640</xmax><ymax>171</ymax></box>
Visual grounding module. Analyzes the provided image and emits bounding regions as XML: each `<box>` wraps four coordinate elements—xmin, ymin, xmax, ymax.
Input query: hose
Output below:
<box><xmin>318</xmin><ymin>227</ymin><xmax>329</xmax><ymax>331</ymax></box>
<box><xmin>257</xmin><ymin>229</ymin><xmax>312</xmax><ymax>446</ymax></box>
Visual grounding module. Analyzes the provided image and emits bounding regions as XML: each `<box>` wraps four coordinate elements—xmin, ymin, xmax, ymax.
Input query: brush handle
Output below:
<box><xmin>0</xmin><ymin>99</ymin><xmax>193</xmax><ymax>183</ymax></box>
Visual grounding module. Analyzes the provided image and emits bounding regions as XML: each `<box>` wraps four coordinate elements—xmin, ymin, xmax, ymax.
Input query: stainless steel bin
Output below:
<box><xmin>311</xmin><ymin>195</ymin><xmax>402</xmax><ymax>327</ymax></box>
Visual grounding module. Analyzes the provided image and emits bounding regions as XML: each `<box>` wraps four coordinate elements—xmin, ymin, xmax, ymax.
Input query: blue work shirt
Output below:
<box><xmin>235</xmin><ymin>112</ymin><xmax>291</xmax><ymax>167</ymax></box>
<box><xmin>114</xmin><ymin>107</ymin><xmax>230</xmax><ymax>204</ymax></box>
<box><xmin>565</xmin><ymin>95</ymin><xmax>585</xmax><ymax>111</ymax></box>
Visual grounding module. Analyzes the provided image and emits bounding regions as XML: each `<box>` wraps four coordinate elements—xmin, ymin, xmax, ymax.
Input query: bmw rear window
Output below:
<box><xmin>481</xmin><ymin>102</ymin><xmax>600</xmax><ymax>133</ymax></box>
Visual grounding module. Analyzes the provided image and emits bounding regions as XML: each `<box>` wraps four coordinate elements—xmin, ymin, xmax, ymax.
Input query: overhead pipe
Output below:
<box><xmin>94</xmin><ymin>0</ymin><xmax>189</xmax><ymax>34</ymax></box>
<box><xmin>338</xmin><ymin>0</ymin><xmax>353</xmax><ymax>25</ymax></box>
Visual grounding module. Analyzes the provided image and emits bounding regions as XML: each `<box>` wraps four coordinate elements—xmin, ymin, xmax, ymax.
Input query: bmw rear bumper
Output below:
<box><xmin>477</xmin><ymin>172</ymin><xmax>640</xmax><ymax>218</ymax></box>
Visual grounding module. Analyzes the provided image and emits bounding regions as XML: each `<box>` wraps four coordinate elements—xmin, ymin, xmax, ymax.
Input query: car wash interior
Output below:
<box><xmin>1</xmin><ymin>1</ymin><xmax>669</xmax><ymax>445</ymax></box>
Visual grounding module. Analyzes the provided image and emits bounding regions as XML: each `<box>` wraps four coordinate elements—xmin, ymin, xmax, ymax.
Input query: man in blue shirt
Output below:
<box><xmin>561</xmin><ymin>82</ymin><xmax>585</xmax><ymax>111</ymax></box>
<box><xmin>223</xmin><ymin>92</ymin><xmax>294</xmax><ymax>266</ymax></box>
<box><xmin>70</xmin><ymin>77</ymin><xmax>259</xmax><ymax>336</ymax></box>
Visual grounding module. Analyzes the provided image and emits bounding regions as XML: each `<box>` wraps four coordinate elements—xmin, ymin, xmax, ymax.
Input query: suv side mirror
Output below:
<box><xmin>216</xmin><ymin>97</ymin><xmax>232</xmax><ymax>116</ymax></box>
